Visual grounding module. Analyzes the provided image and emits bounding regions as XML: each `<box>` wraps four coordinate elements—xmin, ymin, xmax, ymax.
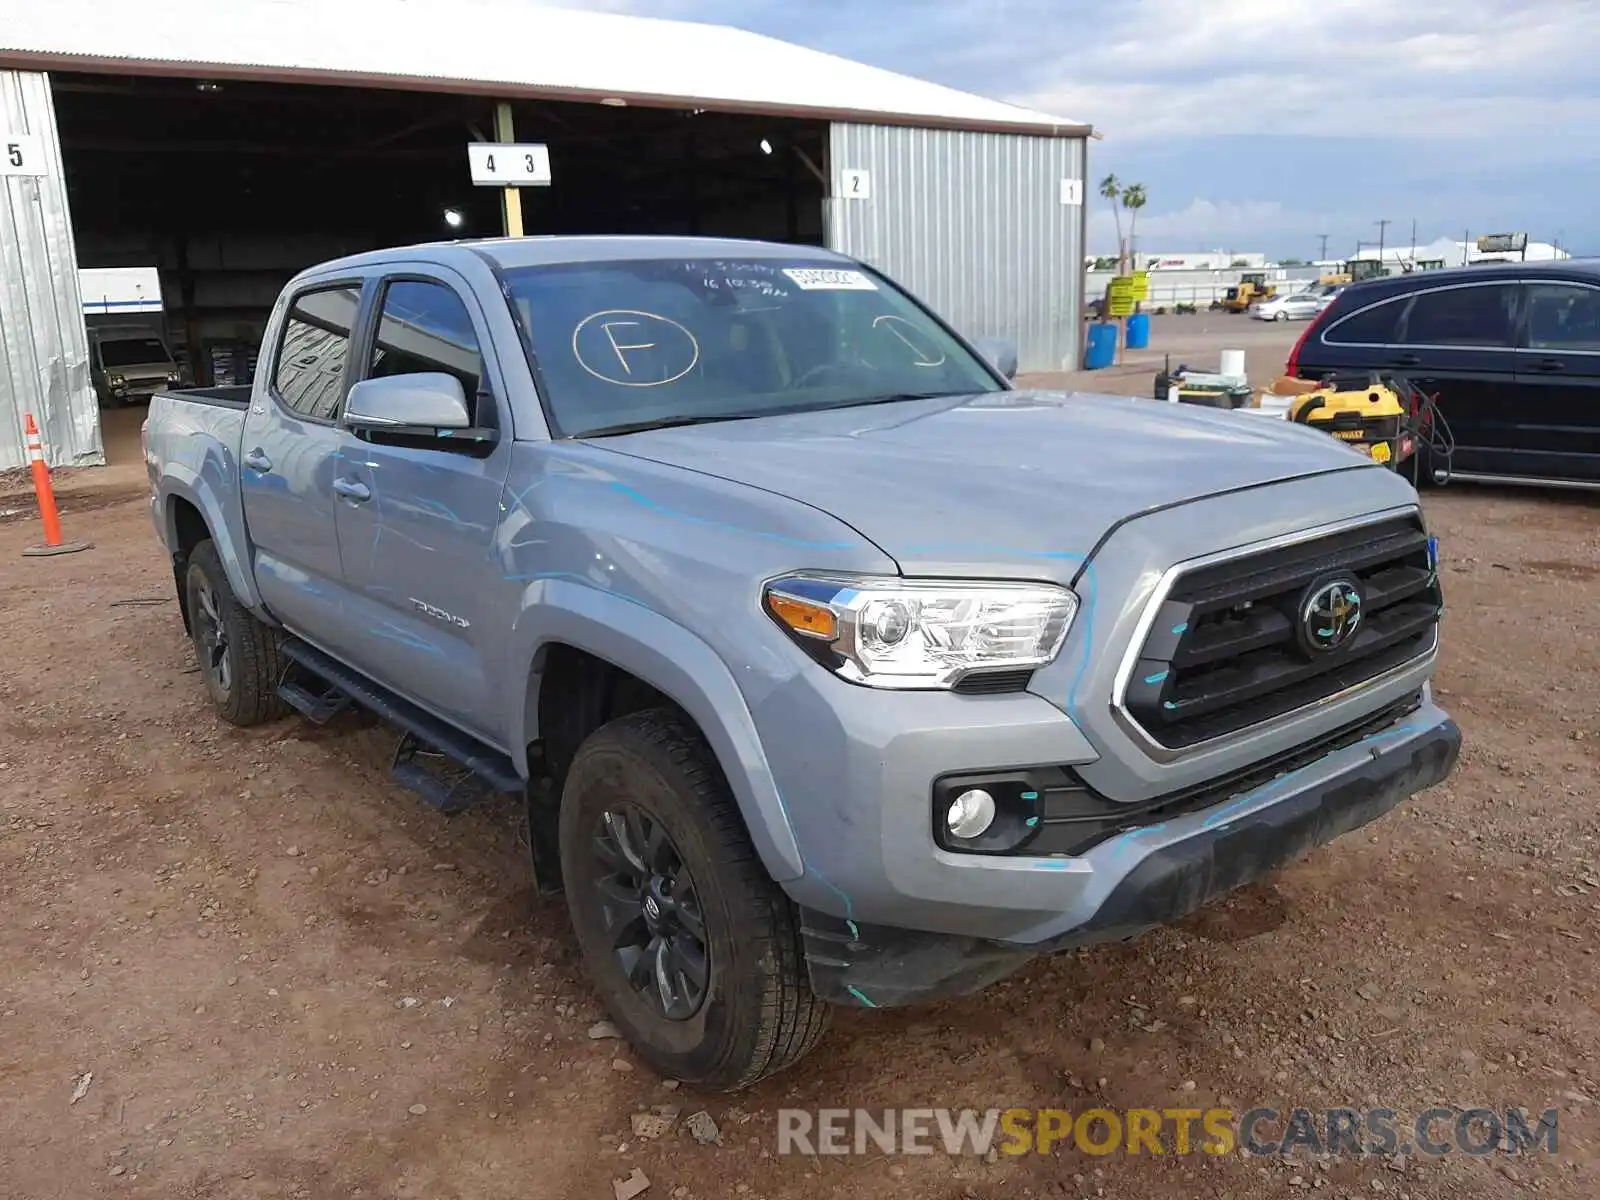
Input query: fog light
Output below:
<box><xmin>945</xmin><ymin>789</ymin><xmax>996</xmax><ymax>839</ymax></box>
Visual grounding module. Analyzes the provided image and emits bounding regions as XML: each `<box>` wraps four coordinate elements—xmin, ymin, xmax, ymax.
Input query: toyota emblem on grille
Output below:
<box><xmin>1300</xmin><ymin>578</ymin><xmax>1363</xmax><ymax>654</ymax></box>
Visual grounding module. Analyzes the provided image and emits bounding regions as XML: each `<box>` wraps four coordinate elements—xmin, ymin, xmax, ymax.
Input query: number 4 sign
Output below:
<box><xmin>467</xmin><ymin>143</ymin><xmax>552</xmax><ymax>187</ymax></box>
<box><xmin>839</xmin><ymin>169</ymin><xmax>871</xmax><ymax>200</ymax></box>
<box><xmin>1</xmin><ymin>134</ymin><xmax>47</xmax><ymax>178</ymax></box>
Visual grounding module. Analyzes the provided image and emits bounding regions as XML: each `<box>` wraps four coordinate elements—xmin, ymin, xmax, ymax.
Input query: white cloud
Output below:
<box><xmin>1009</xmin><ymin>0</ymin><xmax>1600</xmax><ymax>139</ymax></box>
<box><xmin>1089</xmin><ymin>197</ymin><xmax>1301</xmax><ymax>252</ymax></box>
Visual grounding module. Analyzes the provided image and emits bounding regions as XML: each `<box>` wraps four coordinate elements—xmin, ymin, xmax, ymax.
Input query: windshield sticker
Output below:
<box><xmin>871</xmin><ymin>314</ymin><xmax>947</xmax><ymax>367</ymax></box>
<box><xmin>701</xmin><ymin>274</ymin><xmax>790</xmax><ymax>297</ymax></box>
<box><xmin>572</xmin><ymin>309</ymin><xmax>700</xmax><ymax>387</ymax></box>
<box><xmin>782</xmin><ymin>268</ymin><xmax>879</xmax><ymax>292</ymax></box>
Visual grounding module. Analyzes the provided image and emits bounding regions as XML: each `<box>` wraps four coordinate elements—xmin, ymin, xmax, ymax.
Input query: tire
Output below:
<box><xmin>559</xmin><ymin>708</ymin><xmax>830</xmax><ymax>1090</ymax></box>
<box><xmin>184</xmin><ymin>539</ymin><xmax>287</xmax><ymax>726</ymax></box>
<box><xmin>1275</xmin><ymin>311</ymin><xmax>1289</xmax><ymax>322</ymax></box>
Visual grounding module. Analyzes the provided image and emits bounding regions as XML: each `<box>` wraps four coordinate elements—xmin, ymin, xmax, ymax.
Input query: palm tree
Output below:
<box><xmin>1122</xmin><ymin>183</ymin><xmax>1147</xmax><ymax>264</ymax></box>
<box><xmin>1099</xmin><ymin>174</ymin><xmax>1124</xmax><ymax>270</ymax></box>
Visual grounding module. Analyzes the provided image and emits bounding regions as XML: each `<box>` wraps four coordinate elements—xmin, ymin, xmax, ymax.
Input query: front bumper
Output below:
<box><xmin>797</xmin><ymin>706</ymin><xmax>1459</xmax><ymax>1008</ymax></box>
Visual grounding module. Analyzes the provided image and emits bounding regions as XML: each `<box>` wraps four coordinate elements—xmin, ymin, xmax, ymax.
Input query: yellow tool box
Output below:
<box><xmin>1286</xmin><ymin>375</ymin><xmax>1414</xmax><ymax>467</ymax></box>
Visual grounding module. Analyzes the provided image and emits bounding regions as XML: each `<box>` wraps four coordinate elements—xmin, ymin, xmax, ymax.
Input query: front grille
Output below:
<box><xmin>1122</xmin><ymin>516</ymin><xmax>1441</xmax><ymax>750</ymax></box>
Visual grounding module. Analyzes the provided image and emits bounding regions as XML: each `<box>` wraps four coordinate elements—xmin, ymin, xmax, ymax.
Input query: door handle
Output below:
<box><xmin>1530</xmin><ymin>358</ymin><xmax>1565</xmax><ymax>372</ymax></box>
<box><xmin>1389</xmin><ymin>353</ymin><xmax>1422</xmax><ymax>368</ymax></box>
<box><xmin>243</xmin><ymin>448</ymin><xmax>272</xmax><ymax>472</ymax></box>
<box><xmin>332</xmin><ymin>477</ymin><xmax>371</xmax><ymax>502</ymax></box>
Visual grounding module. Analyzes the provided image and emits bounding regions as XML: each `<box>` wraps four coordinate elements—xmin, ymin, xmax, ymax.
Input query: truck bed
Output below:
<box><xmin>145</xmin><ymin>388</ymin><xmax>252</xmax><ymax>585</ymax></box>
<box><xmin>156</xmin><ymin>384</ymin><xmax>252</xmax><ymax>409</ymax></box>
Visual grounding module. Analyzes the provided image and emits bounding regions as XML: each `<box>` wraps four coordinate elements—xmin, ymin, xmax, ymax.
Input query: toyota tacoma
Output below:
<box><xmin>143</xmin><ymin>236</ymin><xmax>1459</xmax><ymax>1089</ymax></box>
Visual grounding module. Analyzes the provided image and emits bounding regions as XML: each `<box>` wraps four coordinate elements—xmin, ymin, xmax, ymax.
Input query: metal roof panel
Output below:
<box><xmin>0</xmin><ymin>0</ymin><xmax>1089</xmax><ymax>135</ymax></box>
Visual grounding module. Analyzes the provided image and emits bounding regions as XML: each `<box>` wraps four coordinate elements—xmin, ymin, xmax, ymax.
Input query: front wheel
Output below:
<box><xmin>559</xmin><ymin>708</ymin><xmax>830</xmax><ymax>1090</ymax></box>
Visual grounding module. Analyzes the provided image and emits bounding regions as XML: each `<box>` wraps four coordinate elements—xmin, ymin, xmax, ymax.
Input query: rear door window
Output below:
<box><xmin>1398</xmin><ymin>284</ymin><xmax>1517</xmax><ymax>348</ymax></box>
<box><xmin>1323</xmin><ymin>295</ymin><xmax>1406</xmax><ymax>345</ymax></box>
<box><xmin>1524</xmin><ymin>282</ymin><xmax>1600</xmax><ymax>352</ymax></box>
<box><xmin>273</xmin><ymin>285</ymin><xmax>363</xmax><ymax>420</ymax></box>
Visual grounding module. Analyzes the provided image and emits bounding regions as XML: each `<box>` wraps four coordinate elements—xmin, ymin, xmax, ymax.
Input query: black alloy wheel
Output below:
<box><xmin>591</xmin><ymin>802</ymin><xmax>710</xmax><ymax>1020</ymax></box>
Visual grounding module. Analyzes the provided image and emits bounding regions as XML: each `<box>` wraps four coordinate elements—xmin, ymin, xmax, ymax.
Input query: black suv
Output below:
<box><xmin>1290</xmin><ymin>260</ymin><xmax>1600</xmax><ymax>488</ymax></box>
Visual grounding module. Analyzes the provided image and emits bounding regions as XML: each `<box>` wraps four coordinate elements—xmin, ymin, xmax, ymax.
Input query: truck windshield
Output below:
<box><xmin>99</xmin><ymin>337</ymin><xmax>172</xmax><ymax>368</ymax></box>
<box><xmin>501</xmin><ymin>258</ymin><xmax>1002</xmax><ymax>437</ymax></box>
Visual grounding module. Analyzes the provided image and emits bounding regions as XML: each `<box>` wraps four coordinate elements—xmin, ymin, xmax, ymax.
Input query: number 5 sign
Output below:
<box><xmin>467</xmin><ymin>143</ymin><xmax>552</xmax><ymax>187</ymax></box>
<box><xmin>1</xmin><ymin>134</ymin><xmax>48</xmax><ymax>178</ymax></box>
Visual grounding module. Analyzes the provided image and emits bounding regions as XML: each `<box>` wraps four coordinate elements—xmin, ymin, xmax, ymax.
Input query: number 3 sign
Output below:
<box><xmin>467</xmin><ymin>143</ymin><xmax>552</xmax><ymax>187</ymax></box>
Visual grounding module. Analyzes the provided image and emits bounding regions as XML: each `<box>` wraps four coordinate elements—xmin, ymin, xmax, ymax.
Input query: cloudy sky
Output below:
<box><xmin>555</xmin><ymin>0</ymin><xmax>1600</xmax><ymax>259</ymax></box>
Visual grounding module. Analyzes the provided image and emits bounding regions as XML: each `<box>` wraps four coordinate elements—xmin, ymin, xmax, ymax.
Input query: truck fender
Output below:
<box><xmin>507</xmin><ymin>579</ymin><xmax>805</xmax><ymax>882</ymax></box>
<box><xmin>160</xmin><ymin>467</ymin><xmax>263</xmax><ymax>611</ymax></box>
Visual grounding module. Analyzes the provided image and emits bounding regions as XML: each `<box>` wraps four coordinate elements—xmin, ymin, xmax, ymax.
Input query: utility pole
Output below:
<box><xmin>1317</xmin><ymin>233</ymin><xmax>1329</xmax><ymax>263</ymax></box>
<box><xmin>1376</xmin><ymin>218</ymin><xmax>1391</xmax><ymax>266</ymax></box>
<box><xmin>1410</xmin><ymin>218</ymin><xmax>1417</xmax><ymax>256</ymax></box>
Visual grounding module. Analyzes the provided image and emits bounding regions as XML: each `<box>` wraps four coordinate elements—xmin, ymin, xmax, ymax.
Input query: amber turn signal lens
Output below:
<box><xmin>767</xmin><ymin>593</ymin><xmax>838</xmax><ymax>640</ymax></box>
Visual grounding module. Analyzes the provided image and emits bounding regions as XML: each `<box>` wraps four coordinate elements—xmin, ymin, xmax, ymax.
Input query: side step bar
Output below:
<box><xmin>276</xmin><ymin>638</ymin><xmax>562</xmax><ymax>893</ymax></box>
<box><xmin>278</xmin><ymin>637</ymin><xmax>523</xmax><ymax>799</ymax></box>
<box><xmin>1436</xmin><ymin>470</ymin><xmax>1599</xmax><ymax>492</ymax></box>
<box><xmin>279</xmin><ymin>662</ymin><xmax>354</xmax><ymax>724</ymax></box>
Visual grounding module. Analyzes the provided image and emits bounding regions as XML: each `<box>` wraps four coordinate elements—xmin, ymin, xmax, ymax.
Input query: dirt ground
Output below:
<box><xmin>2</xmin><ymin>322</ymin><xmax>1598</xmax><ymax>1199</ymax></box>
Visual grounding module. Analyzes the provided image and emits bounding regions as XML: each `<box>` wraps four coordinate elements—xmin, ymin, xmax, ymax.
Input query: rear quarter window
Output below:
<box><xmin>1322</xmin><ymin>293</ymin><xmax>1408</xmax><ymax>345</ymax></box>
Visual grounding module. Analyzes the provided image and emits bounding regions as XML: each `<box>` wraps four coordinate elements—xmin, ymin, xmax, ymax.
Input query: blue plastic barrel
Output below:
<box><xmin>1125</xmin><ymin>312</ymin><xmax>1151</xmax><ymax>350</ymax></box>
<box><xmin>1084</xmin><ymin>322</ymin><xmax>1117</xmax><ymax>370</ymax></box>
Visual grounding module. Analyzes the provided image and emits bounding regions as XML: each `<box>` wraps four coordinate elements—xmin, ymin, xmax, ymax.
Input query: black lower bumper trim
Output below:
<box><xmin>801</xmin><ymin>716</ymin><xmax>1461</xmax><ymax>1008</ymax></box>
<box><xmin>1044</xmin><ymin>716</ymin><xmax>1460</xmax><ymax>950</ymax></box>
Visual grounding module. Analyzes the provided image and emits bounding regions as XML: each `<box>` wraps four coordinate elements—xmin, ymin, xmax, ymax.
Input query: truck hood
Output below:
<box><xmin>603</xmin><ymin>391</ymin><xmax>1378</xmax><ymax>577</ymax></box>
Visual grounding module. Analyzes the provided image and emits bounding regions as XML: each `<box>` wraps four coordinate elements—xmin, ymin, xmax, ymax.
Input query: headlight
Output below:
<box><xmin>764</xmin><ymin>575</ymin><xmax>1078</xmax><ymax>690</ymax></box>
<box><xmin>108</xmin><ymin>372</ymin><xmax>126</xmax><ymax>389</ymax></box>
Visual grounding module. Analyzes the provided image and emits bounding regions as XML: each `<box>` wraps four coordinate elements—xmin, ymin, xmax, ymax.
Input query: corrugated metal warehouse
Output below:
<box><xmin>0</xmin><ymin>0</ymin><xmax>1091</xmax><ymax>470</ymax></box>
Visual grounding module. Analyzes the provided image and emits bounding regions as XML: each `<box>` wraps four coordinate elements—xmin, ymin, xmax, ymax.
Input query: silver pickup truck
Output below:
<box><xmin>144</xmin><ymin>236</ymin><xmax>1459</xmax><ymax>1089</ymax></box>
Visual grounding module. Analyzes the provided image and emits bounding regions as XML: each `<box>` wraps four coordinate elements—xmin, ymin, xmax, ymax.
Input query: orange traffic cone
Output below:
<box><xmin>20</xmin><ymin>413</ymin><xmax>92</xmax><ymax>557</ymax></box>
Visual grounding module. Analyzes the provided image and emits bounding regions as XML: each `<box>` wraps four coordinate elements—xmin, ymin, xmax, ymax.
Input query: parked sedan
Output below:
<box><xmin>1251</xmin><ymin>292</ymin><xmax>1324</xmax><ymax>322</ymax></box>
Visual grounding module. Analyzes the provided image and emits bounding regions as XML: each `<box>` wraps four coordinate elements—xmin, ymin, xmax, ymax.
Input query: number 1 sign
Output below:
<box><xmin>467</xmin><ymin>143</ymin><xmax>552</xmax><ymax>187</ymax></box>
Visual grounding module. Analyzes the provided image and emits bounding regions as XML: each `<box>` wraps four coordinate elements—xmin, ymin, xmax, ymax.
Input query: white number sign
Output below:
<box><xmin>1060</xmin><ymin>178</ymin><xmax>1083</xmax><ymax>206</ymax></box>
<box><xmin>467</xmin><ymin>143</ymin><xmax>552</xmax><ymax>187</ymax></box>
<box><xmin>1</xmin><ymin>134</ymin><xmax>47</xmax><ymax>178</ymax></box>
<box><xmin>839</xmin><ymin>168</ymin><xmax>872</xmax><ymax>200</ymax></box>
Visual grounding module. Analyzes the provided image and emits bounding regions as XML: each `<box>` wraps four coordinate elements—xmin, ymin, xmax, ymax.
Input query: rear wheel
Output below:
<box><xmin>559</xmin><ymin>708</ymin><xmax>830</xmax><ymax>1090</ymax></box>
<box><xmin>184</xmin><ymin>539</ymin><xmax>287</xmax><ymax>726</ymax></box>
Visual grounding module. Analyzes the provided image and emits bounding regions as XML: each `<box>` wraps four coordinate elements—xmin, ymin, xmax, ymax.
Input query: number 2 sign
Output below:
<box><xmin>1</xmin><ymin>134</ymin><xmax>47</xmax><ymax>178</ymax></box>
<box><xmin>838</xmin><ymin>169</ymin><xmax>872</xmax><ymax>200</ymax></box>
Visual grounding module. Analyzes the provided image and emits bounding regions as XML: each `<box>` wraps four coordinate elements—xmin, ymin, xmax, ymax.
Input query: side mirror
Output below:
<box><xmin>344</xmin><ymin>372</ymin><xmax>471</xmax><ymax>432</ymax></box>
<box><xmin>973</xmin><ymin>336</ymin><xmax>1019</xmax><ymax>381</ymax></box>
